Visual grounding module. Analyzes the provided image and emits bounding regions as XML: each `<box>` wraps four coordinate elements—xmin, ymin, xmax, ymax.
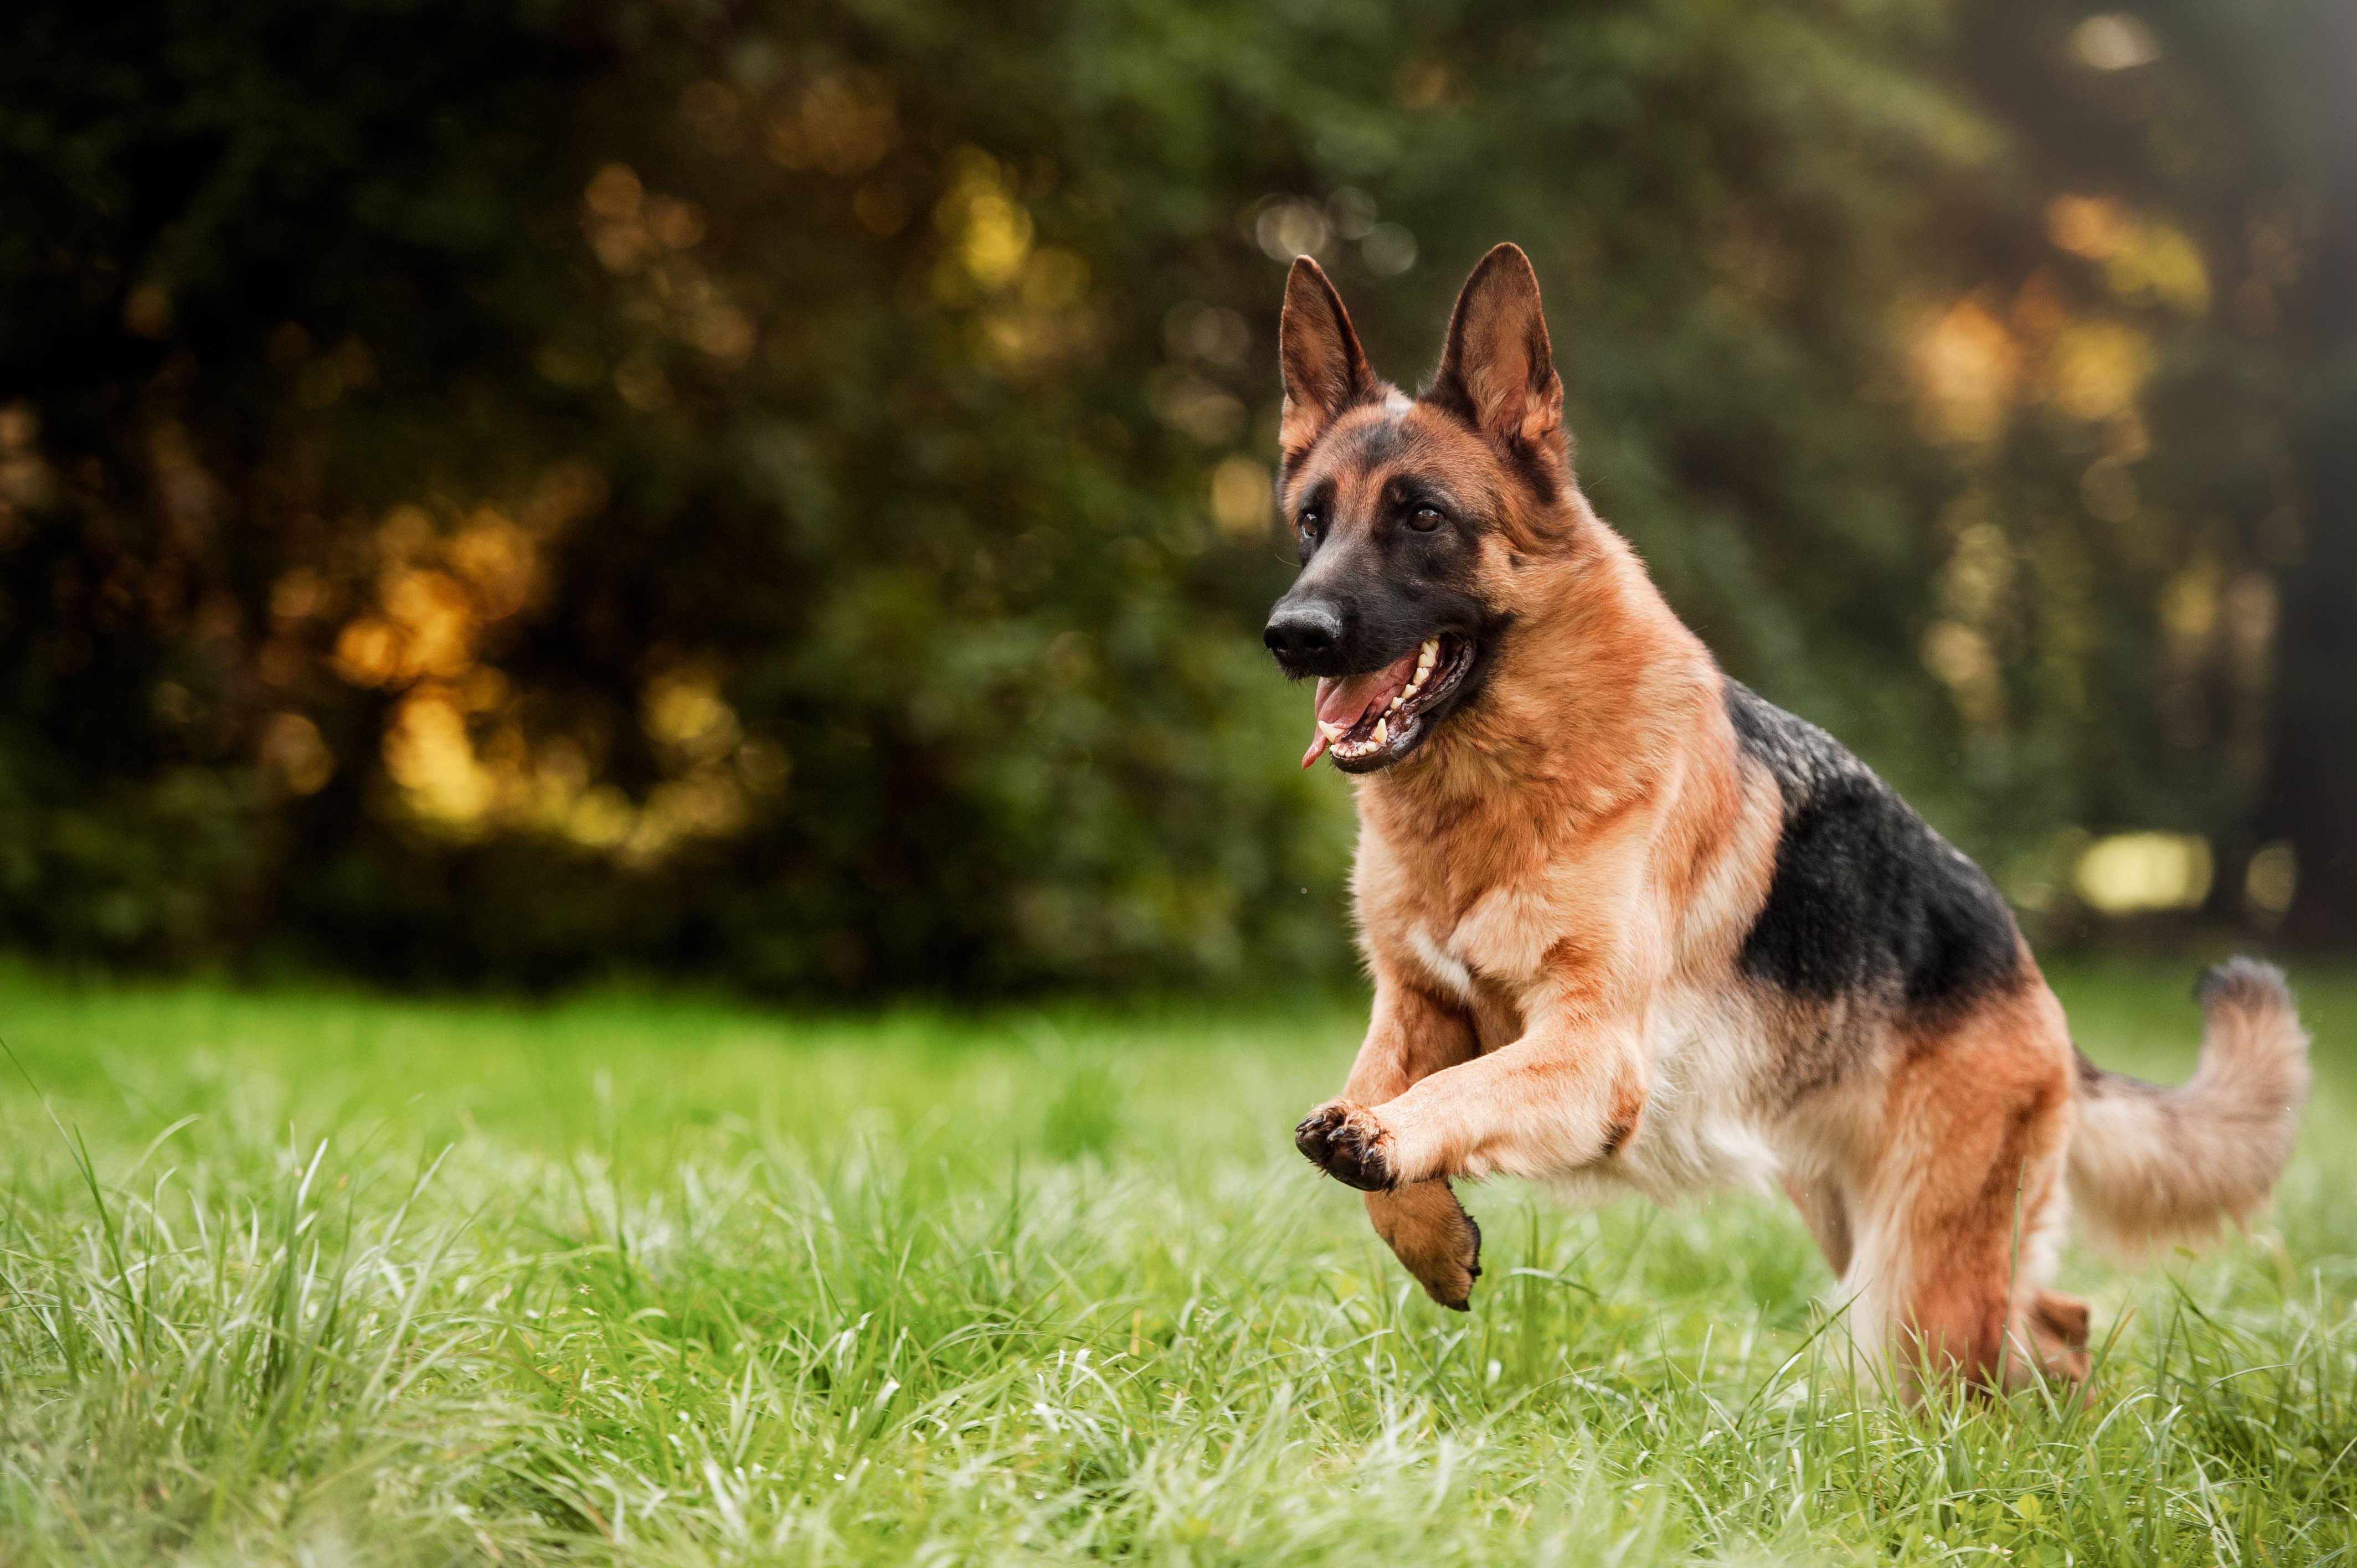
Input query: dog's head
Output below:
<box><xmin>1264</xmin><ymin>243</ymin><xmax>1576</xmax><ymax>774</ymax></box>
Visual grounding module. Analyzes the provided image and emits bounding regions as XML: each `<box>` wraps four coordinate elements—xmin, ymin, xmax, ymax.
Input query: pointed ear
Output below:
<box><xmin>1427</xmin><ymin>243</ymin><xmax>1566</xmax><ymax>461</ymax></box>
<box><xmin>1278</xmin><ymin>257</ymin><xmax>1375</xmax><ymax>462</ymax></box>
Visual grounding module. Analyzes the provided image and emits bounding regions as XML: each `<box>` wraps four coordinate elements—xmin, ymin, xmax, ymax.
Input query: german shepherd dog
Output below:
<box><xmin>1267</xmin><ymin>244</ymin><xmax>2311</xmax><ymax>1395</ymax></box>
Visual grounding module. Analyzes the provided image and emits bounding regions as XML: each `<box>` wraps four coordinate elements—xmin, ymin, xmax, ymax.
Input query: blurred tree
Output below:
<box><xmin>0</xmin><ymin>0</ymin><xmax>2344</xmax><ymax>992</ymax></box>
<box><xmin>2255</xmin><ymin>0</ymin><xmax>2357</xmax><ymax>948</ymax></box>
<box><xmin>1953</xmin><ymin>0</ymin><xmax>2355</xmax><ymax>943</ymax></box>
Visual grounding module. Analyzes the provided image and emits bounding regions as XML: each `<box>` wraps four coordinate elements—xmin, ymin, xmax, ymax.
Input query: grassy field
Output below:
<box><xmin>2</xmin><ymin>964</ymin><xmax>2354</xmax><ymax>1565</ymax></box>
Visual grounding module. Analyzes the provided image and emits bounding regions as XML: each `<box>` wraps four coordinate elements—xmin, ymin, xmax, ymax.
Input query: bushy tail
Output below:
<box><xmin>2068</xmin><ymin>957</ymin><xmax>2311</xmax><ymax>1255</ymax></box>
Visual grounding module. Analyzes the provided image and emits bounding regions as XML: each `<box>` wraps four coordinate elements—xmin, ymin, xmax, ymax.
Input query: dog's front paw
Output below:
<box><xmin>1294</xmin><ymin>1100</ymin><xmax>1396</xmax><ymax>1191</ymax></box>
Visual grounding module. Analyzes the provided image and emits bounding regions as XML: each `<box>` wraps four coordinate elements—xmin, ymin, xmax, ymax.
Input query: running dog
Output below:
<box><xmin>1267</xmin><ymin>243</ymin><xmax>2309</xmax><ymax>1394</ymax></box>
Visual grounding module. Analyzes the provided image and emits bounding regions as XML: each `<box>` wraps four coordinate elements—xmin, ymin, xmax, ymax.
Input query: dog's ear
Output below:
<box><xmin>1427</xmin><ymin>243</ymin><xmax>1566</xmax><ymax>463</ymax></box>
<box><xmin>1278</xmin><ymin>257</ymin><xmax>1375</xmax><ymax>463</ymax></box>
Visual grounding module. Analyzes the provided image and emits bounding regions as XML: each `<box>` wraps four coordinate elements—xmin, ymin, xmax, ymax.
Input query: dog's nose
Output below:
<box><xmin>1264</xmin><ymin>602</ymin><xmax>1342</xmax><ymax>663</ymax></box>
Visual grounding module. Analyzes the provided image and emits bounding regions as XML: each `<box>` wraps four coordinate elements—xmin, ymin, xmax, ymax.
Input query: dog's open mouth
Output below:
<box><xmin>1301</xmin><ymin>633</ymin><xmax>1475</xmax><ymax>772</ymax></box>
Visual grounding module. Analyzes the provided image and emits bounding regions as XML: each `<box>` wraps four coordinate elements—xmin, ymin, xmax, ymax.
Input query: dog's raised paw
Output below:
<box><xmin>1366</xmin><ymin>1179</ymin><xmax>1480</xmax><ymax>1308</ymax></box>
<box><xmin>1423</xmin><ymin>1216</ymin><xmax>1480</xmax><ymax>1311</ymax></box>
<box><xmin>1294</xmin><ymin>1101</ymin><xmax>1396</xmax><ymax>1190</ymax></box>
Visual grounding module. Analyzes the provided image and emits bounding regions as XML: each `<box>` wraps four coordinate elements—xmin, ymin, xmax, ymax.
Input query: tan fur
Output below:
<box><xmin>2068</xmin><ymin>958</ymin><xmax>2310</xmax><ymax>1254</ymax></box>
<box><xmin>1281</xmin><ymin>246</ymin><xmax>2309</xmax><ymax>1394</ymax></box>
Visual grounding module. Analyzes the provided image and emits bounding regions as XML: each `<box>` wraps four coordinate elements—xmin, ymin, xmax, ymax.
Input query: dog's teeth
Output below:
<box><xmin>1418</xmin><ymin>638</ymin><xmax>1438</xmax><ymax>668</ymax></box>
<box><xmin>1319</xmin><ymin>721</ymin><xmax>1346</xmax><ymax>742</ymax></box>
<box><xmin>1372</xmin><ymin>718</ymin><xmax>1387</xmax><ymax>745</ymax></box>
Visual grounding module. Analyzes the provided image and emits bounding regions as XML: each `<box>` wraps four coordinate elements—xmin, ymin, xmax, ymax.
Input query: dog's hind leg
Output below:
<box><xmin>1851</xmin><ymin>983</ymin><xmax>2085</xmax><ymax>1399</ymax></box>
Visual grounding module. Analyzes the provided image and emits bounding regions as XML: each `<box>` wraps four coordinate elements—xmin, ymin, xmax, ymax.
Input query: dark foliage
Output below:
<box><xmin>0</xmin><ymin>0</ymin><xmax>2346</xmax><ymax>992</ymax></box>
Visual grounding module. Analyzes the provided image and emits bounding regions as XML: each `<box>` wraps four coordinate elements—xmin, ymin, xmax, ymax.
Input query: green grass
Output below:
<box><xmin>2</xmin><ymin>964</ymin><xmax>2355</xmax><ymax>1566</ymax></box>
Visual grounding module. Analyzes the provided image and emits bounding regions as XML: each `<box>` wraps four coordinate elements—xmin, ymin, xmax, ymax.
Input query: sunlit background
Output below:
<box><xmin>2</xmin><ymin>0</ymin><xmax>2350</xmax><ymax>993</ymax></box>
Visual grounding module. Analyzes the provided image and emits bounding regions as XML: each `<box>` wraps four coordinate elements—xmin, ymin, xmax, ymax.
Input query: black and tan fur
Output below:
<box><xmin>1267</xmin><ymin>244</ymin><xmax>2310</xmax><ymax>1395</ymax></box>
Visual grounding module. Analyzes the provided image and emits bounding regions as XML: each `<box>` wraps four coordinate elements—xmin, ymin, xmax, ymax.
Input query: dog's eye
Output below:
<box><xmin>1408</xmin><ymin>504</ymin><xmax>1446</xmax><ymax>532</ymax></box>
<box><xmin>1299</xmin><ymin>509</ymin><xmax>1323</xmax><ymax>537</ymax></box>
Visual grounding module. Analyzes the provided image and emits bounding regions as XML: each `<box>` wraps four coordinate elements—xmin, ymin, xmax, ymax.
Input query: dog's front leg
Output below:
<box><xmin>1299</xmin><ymin>975</ymin><xmax>1484</xmax><ymax>1308</ymax></box>
<box><xmin>1298</xmin><ymin>1011</ymin><xmax>1646</xmax><ymax>1192</ymax></box>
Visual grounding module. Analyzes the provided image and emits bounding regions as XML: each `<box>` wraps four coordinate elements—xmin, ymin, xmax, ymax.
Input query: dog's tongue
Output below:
<box><xmin>1299</xmin><ymin>647</ymin><xmax>1419</xmax><ymax>768</ymax></box>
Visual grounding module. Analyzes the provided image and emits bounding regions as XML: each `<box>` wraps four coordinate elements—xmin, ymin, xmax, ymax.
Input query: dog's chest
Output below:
<box><xmin>1402</xmin><ymin>902</ymin><xmax>1545</xmax><ymax>1047</ymax></box>
<box><xmin>1392</xmin><ymin>833</ymin><xmax>1587</xmax><ymax>971</ymax></box>
<box><xmin>1368</xmin><ymin>802</ymin><xmax>1636</xmax><ymax>1008</ymax></box>
<box><xmin>1406</xmin><ymin>921</ymin><xmax>1485</xmax><ymax>1009</ymax></box>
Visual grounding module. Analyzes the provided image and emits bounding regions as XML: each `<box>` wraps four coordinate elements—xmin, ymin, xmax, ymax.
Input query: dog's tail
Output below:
<box><xmin>2067</xmin><ymin>957</ymin><xmax>2310</xmax><ymax>1255</ymax></box>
